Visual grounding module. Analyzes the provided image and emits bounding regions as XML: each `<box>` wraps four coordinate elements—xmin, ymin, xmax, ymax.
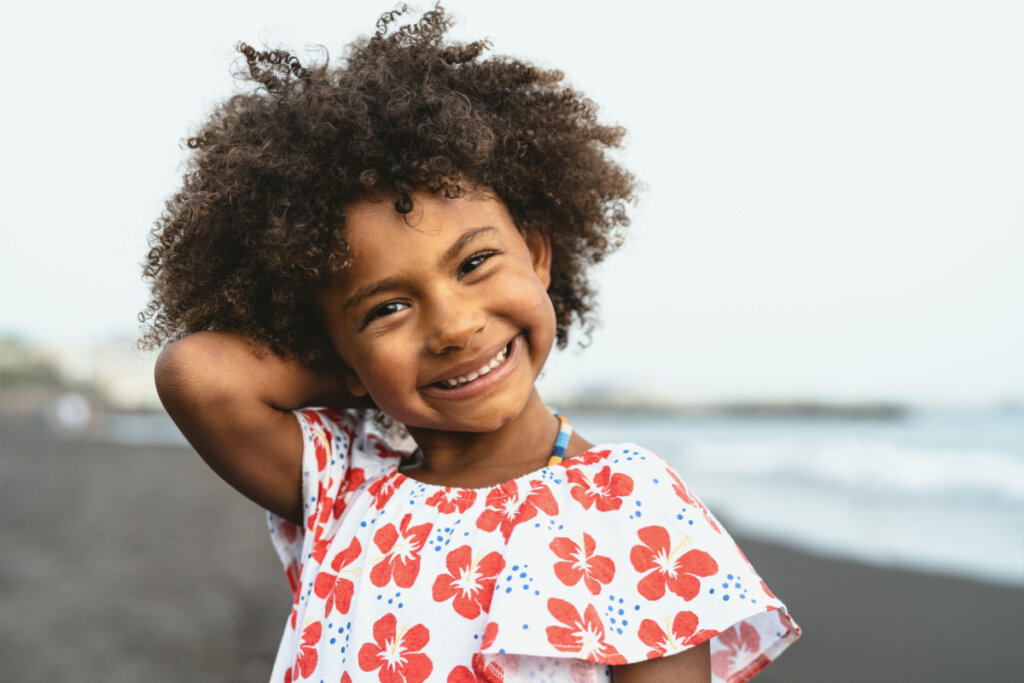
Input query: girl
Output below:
<box><xmin>143</xmin><ymin>6</ymin><xmax>799</xmax><ymax>682</ymax></box>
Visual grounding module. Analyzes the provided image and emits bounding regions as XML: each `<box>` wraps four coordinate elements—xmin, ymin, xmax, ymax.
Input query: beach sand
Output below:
<box><xmin>2</xmin><ymin>413</ymin><xmax>1021</xmax><ymax>682</ymax></box>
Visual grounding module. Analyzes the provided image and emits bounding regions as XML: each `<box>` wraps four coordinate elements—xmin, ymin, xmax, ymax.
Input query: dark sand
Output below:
<box><xmin>2</xmin><ymin>412</ymin><xmax>1021</xmax><ymax>682</ymax></box>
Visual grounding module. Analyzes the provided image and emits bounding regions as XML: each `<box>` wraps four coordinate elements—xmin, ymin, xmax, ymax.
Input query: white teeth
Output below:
<box><xmin>439</xmin><ymin>344</ymin><xmax>510</xmax><ymax>388</ymax></box>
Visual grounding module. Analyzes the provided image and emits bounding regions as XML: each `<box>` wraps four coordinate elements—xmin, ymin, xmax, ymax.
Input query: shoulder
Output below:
<box><xmin>556</xmin><ymin>443</ymin><xmax>692</xmax><ymax>513</ymax></box>
<box><xmin>486</xmin><ymin>443</ymin><xmax>721</xmax><ymax>565</ymax></box>
<box><xmin>294</xmin><ymin>407</ymin><xmax>410</xmax><ymax>472</ymax></box>
<box><xmin>294</xmin><ymin>405</ymin><xmax>360</xmax><ymax>436</ymax></box>
<box><xmin>478</xmin><ymin>444</ymin><xmax>800</xmax><ymax>672</ymax></box>
<box><xmin>270</xmin><ymin>407</ymin><xmax>408</xmax><ymax>564</ymax></box>
<box><xmin>563</xmin><ymin>442</ymin><xmax>674</xmax><ymax>477</ymax></box>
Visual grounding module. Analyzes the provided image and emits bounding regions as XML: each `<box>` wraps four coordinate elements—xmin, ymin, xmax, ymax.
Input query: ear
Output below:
<box><xmin>524</xmin><ymin>230</ymin><xmax>553</xmax><ymax>289</ymax></box>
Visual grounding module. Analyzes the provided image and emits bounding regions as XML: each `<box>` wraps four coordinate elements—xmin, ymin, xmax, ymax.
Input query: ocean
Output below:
<box><xmin>570</xmin><ymin>407</ymin><xmax>1024</xmax><ymax>587</ymax></box>
<box><xmin>102</xmin><ymin>405</ymin><xmax>1024</xmax><ymax>587</ymax></box>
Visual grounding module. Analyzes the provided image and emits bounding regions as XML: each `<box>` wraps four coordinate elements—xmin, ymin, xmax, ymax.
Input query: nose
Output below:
<box><xmin>424</xmin><ymin>290</ymin><xmax>486</xmax><ymax>354</ymax></box>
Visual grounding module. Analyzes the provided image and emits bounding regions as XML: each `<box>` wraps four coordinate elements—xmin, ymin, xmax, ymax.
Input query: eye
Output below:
<box><xmin>457</xmin><ymin>250</ymin><xmax>498</xmax><ymax>280</ymax></box>
<box><xmin>364</xmin><ymin>300</ymin><xmax>409</xmax><ymax>326</ymax></box>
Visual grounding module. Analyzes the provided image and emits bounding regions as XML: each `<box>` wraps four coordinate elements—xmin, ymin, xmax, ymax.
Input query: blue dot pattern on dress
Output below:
<box><xmin>264</xmin><ymin>407</ymin><xmax>800</xmax><ymax>683</ymax></box>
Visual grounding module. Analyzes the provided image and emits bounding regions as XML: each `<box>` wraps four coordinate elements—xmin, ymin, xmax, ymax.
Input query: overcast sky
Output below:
<box><xmin>2</xmin><ymin>0</ymin><xmax>1021</xmax><ymax>405</ymax></box>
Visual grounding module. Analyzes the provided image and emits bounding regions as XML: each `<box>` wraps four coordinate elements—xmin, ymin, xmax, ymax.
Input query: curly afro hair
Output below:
<box><xmin>140</xmin><ymin>3</ymin><xmax>636</xmax><ymax>371</ymax></box>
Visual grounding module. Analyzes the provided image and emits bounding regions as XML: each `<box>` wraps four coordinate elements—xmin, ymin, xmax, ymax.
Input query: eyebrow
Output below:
<box><xmin>441</xmin><ymin>225</ymin><xmax>497</xmax><ymax>264</ymax></box>
<box><xmin>342</xmin><ymin>278</ymin><xmax>402</xmax><ymax>312</ymax></box>
<box><xmin>342</xmin><ymin>226</ymin><xmax>499</xmax><ymax>313</ymax></box>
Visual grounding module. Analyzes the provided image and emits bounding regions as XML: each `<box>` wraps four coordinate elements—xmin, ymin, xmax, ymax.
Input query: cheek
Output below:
<box><xmin>504</xmin><ymin>272</ymin><xmax>557</xmax><ymax>339</ymax></box>
<box><xmin>350</xmin><ymin>342</ymin><xmax>412</xmax><ymax>385</ymax></box>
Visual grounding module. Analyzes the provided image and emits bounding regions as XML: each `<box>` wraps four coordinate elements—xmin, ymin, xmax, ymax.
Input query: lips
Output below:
<box><xmin>434</xmin><ymin>343</ymin><xmax>510</xmax><ymax>389</ymax></box>
<box><xmin>421</xmin><ymin>335</ymin><xmax>522</xmax><ymax>399</ymax></box>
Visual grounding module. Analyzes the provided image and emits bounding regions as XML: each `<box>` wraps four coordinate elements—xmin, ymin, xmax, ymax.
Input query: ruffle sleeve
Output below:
<box><xmin>266</xmin><ymin>407</ymin><xmax>361</xmax><ymax>598</ymax></box>
<box><xmin>475</xmin><ymin>444</ymin><xmax>800</xmax><ymax>683</ymax></box>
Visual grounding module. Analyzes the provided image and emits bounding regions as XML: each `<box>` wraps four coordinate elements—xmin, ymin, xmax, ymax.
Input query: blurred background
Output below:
<box><xmin>1</xmin><ymin>0</ymin><xmax>1021</xmax><ymax>680</ymax></box>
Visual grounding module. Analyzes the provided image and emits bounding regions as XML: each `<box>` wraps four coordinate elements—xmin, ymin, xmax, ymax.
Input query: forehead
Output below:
<box><xmin>318</xmin><ymin>191</ymin><xmax>525</xmax><ymax>313</ymax></box>
<box><xmin>340</xmin><ymin>191</ymin><xmax>518</xmax><ymax>266</ymax></box>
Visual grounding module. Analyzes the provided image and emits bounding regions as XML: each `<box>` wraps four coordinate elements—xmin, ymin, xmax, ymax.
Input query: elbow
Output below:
<box><xmin>153</xmin><ymin>335</ymin><xmax>220</xmax><ymax>415</ymax></box>
<box><xmin>154</xmin><ymin>340</ymin><xmax>191</xmax><ymax>413</ymax></box>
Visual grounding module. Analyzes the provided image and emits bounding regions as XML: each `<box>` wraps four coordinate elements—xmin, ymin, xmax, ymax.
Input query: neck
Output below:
<box><xmin>403</xmin><ymin>389</ymin><xmax>558</xmax><ymax>485</ymax></box>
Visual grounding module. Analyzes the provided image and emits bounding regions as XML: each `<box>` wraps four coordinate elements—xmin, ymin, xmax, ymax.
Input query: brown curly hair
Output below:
<box><xmin>140</xmin><ymin>3</ymin><xmax>635</xmax><ymax>371</ymax></box>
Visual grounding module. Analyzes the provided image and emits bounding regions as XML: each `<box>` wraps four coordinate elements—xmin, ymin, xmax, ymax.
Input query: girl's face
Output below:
<box><xmin>318</xmin><ymin>189</ymin><xmax>556</xmax><ymax>433</ymax></box>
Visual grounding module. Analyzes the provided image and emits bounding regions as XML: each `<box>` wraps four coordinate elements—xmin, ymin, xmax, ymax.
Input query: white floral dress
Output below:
<box><xmin>267</xmin><ymin>408</ymin><xmax>800</xmax><ymax>683</ymax></box>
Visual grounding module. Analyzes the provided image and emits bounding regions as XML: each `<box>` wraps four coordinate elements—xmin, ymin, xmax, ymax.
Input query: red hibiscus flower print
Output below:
<box><xmin>432</xmin><ymin>545</ymin><xmax>505</xmax><ymax>619</ymax></box>
<box><xmin>449</xmin><ymin>655</ymin><xmax>506</xmax><ymax>683</ymax></box>
<box><xmin>481</xmin><ymin>622</ymin><xmax>499</xmax><ymax>650</ymax></box>
<box><xmin>310</xmin><ymin>491</ymin><xmax>340</xmax><ymax>564</ymax></box>
<box><xmin>285</xmin><ymin>560</ymin><xmax>302</xmax><ymax>600</ymax></box>
<box><xmin>472</xmin><ymin>653</ymin><xmax>506</xmax><ymax>682</ymax></box>
<box><xmin>711</xmin><ymin>621</ymin><xmax>769</xmax><ymax>681</ymax></box>
<box><xmin>367</xmin><ymin>474</ymin><xmax>405</xmax><ymax>510</ymax></box>
<box><xmin>447</xmin><ymin>665</ymin><xmax>485</xmax><ymax>683</ymax></box>
<box><xmin>311</xmin><ymin>534</ymin><xmax>332</xmax><ymax>565</ymax></box>
<box><xmin>637</xmin><ymin>611</ymin><xmax>719</xmax><ymax>658</ymax></box>
<box><xmin>562</xmin><ymin>449</ymin><xmax>612</xmax><ymax>468</ymax></box>
<box><xmin>477</xmin><ymin>482</ymin><xmax>533</xmax><ymax>540</ymax></box>
<box><xmin>300</xmin><ymin>408</ymin><xmax>324</xmax><ymax>427</ymax></box>
<box><xmin>665</xmin><ymin>467</ymin><xmax>721</xmax><ymax>533</ymax></box>
<box><xmin>291</xmin><ymin>620</ymin><xmax>322</xmax><ymax>679</ymax></box>
<box><xmin>525</xmin><ymin>480</ymin><xmax>558</xmax><ymax>515</ymax></box>
<box><xmin>312</xmin><ymin>426</ymin><xmax>331</xmax><ymax>472</ymax></box>
<box><xmin>341</xmin><ymin>673</ymin><xmax>352</xmax><ymax>683</ymax></box>
<box><xmin>358</xmin><ymin>613</ymin><xmax>433</xmax><ymax>683</ymax></box>
<box><xmin>549</xmin><ymin>533</ymin><xmax>615</xmax><ymax>595</ymax></box>
<box><xmin>317</xmin><ymin>485</ymin><xmax>338</xmax><ymax>527</ymax></box>
<box><xmin>314</xmin><ymin>536</ymin><xmax>362</xmax><ymax>616</ymax></box>
<box><xmin>566</xmin><ymin>466</ymin><xmax>634</xmax><ymax>512</ymax></box>
<box><xmin>308</xmin><ymin>482</ymin><xmax>330</xmax><ymax>531</ymax></box>
<box><xmin>477</xmin><ymin>480</ymin><xmax>558</xmax><ymax>541</ymax></box>
<box><xmin>630</xmin><ymin>526</ymin><xmax>718</xmax><ymax>601</ymax></box>
<box><xmin>366</xmin><ymin>433</ymin><xmax>402</xmax><ymax>459</ymax></box>
<box><xmin>279</xmin><ymin>519</ymin><xmax>300</xmax><ymax>544</ymax></box>
<box><xmin>344</xmin><ymin>467</ymin><xmax>368</xmax><ymax>497</ymax></box>
<box><xmin>334</xmin><ymin>467</ymin><xmax>367</xmax><ymax>518</ymax></box>
<box><xmin>320</xmin><ymin>407</ymin><xmax>352</xmax><ymax>432</ymax></box>
<box><xmin>426</xmin><ymin>487</ymin><xmax>477</xmax><ymax>514</ymax></box>
<box><xmin>450</xmin><ymin>656</ymin><xmax>506</xmax><ymax>683</ymax></box>
<box><xmin>545</xmin><ymin>598</ymin><xmax>626</xmax><ymax>665</ymax></box>
<box><xmin>370</xmin><ymin>513</ymin><xmax>432</xmax><ymax>588</ymax></box>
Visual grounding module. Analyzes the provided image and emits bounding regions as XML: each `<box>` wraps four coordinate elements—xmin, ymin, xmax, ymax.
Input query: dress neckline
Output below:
<box><xmin>387</xmin><ymin>442</ymin><xmax>622</xmax><ymax>493</ymax></box>
<box><xmin>393</xmin><ymin>411</ymin><xmax>576</xmax><ymax>491</ymax></box>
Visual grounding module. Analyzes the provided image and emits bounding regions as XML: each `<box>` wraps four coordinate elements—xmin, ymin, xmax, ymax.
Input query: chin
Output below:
<box><xmin>405</xmin><ymin>395</ymin><xmax>533</xmax><ymax>435</ymax></box>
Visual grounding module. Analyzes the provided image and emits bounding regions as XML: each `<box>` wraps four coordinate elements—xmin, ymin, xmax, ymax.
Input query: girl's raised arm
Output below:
<box><xmin>154</xmin><ymin>331</ymin><xmax>360</xmax><ymax>525</ymax></box>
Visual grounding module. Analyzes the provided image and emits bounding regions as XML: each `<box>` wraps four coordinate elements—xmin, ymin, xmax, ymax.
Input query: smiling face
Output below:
<box><xmin>318</xmin><ymin>189</ymin><xmax>557</xmax><ymax>434</ymax></box>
